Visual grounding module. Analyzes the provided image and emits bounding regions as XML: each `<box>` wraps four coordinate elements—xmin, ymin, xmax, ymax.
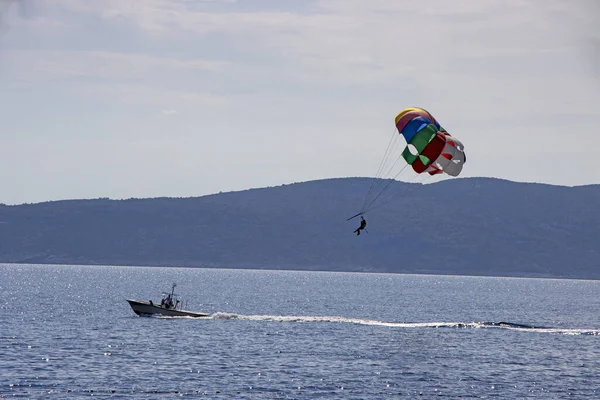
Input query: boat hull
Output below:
<box><xmin>126</xmin><ymin>299</ymin><xmax>210</xmax><ymax>318</ymax></box>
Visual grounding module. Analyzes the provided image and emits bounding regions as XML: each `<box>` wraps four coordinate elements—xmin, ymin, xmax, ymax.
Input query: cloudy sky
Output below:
<box><xmin>0</xmin><ymin>0</ymin><xmax>598</xmax><ymax>204</ymax></box>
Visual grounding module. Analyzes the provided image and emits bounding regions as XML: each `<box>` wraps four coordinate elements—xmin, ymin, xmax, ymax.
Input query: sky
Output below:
<box><xmin>0</xmin><ymin>0</ymin><xmax>599</xmax><ymax>205</ymax></box>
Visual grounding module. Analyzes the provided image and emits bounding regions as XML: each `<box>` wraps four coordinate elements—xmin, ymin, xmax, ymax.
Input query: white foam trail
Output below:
<box><xmin>211</xmin><ymin>312</ymin><xmax>454</xmax><ymax>327</ymax></box>
<box><xmin>209</xmin><ymin>313</ymin><xmax>599</xmax><ymax>335</ymax></box>
<box><xmin>212</xmin><ymin>313</ymin><xmax>475</xmax><ymax>329</ymax></box>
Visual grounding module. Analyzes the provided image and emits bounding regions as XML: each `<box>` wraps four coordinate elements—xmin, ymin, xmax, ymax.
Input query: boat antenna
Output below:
<box><xmin>171</xmin><ymin>282</ymin><xmax>177</xmax><ymax>297</ymax></box>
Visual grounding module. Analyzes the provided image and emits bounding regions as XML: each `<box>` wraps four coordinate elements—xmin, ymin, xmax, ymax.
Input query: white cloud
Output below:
<box><xmin>9</xmin><ymin>1</ymin><xmax>598</xmax><ymax>105</ymax></box>
<box><xmin>6</xmin><ymin>49</ymin><xmax>228</xmax><ymax>80</ymax></box>
<box><xmin>1</xmin><ymin>49</ymin><xmax>231</xmax><ymax>113</ymax></box>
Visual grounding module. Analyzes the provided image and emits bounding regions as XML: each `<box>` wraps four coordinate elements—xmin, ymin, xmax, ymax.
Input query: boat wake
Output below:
<box><xmin>210</xmin><ymin>313</ymin><xmax>599</xmax><ymax>336</ymax></box>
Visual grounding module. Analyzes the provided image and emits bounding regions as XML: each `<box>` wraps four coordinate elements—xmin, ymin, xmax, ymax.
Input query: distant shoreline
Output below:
<box><xmin>2</xmin><ymin>262</ymin><xmax>597</xmax><ymax>281</ymax></box>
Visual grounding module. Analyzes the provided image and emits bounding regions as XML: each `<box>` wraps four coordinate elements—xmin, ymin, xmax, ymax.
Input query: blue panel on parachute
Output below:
<box><xmin>401</xmin><ymin>117</ymin><xmax>432</xmax><ymax>142</ymax></box>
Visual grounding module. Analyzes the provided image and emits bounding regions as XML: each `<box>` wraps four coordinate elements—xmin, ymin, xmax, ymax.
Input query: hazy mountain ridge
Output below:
<box><xmin>1</xmin><ymin>177</ymin><xmax>598</xmax><ymax>279</ymax></box>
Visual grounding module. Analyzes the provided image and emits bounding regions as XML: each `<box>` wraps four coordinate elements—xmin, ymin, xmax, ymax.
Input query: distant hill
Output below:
<box><xmin>1</xmin><ymin>177</ymin><xmax>599</xmax><ymax>279</ymax></box>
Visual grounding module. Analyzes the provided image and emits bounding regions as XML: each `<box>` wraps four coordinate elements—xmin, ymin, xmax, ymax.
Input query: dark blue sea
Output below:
<box><xmin>1</xmin><ymin>264</ymin><xmax>599</xmax><ymax>399</ymax></box>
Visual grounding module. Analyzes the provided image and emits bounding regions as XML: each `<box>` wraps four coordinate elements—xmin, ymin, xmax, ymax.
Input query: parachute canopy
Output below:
<box><xmin>350</xmin><ymin>106</ymin><xmax>467</xmax><ymax>219</ymax></box>
<box><xmin>395</xmin><ymin>107</ymin><xmax>465</xmax><ymax>177</ymax></box>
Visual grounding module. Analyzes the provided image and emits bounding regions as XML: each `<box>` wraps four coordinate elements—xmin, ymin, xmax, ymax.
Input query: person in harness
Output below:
<box><xmin>354</xmin><ymin>216</ymin><xmax>367</xmax><ymax>236</ymax></box>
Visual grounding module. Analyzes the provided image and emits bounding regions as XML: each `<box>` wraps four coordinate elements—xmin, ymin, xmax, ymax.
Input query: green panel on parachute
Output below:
<box><xmin>402</xmin><ymin>124</ymin><xmax>437</xmax><ymax>165</ymax></box>
<box><xmin>419</xmin><ymin>154</ymin><xmax>431</xmax><ymax>166</ymax></box>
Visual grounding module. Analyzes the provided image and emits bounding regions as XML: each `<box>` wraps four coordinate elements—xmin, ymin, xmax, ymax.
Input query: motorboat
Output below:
<box><xmin>126</xmin><ymin>282</ymin><xmax>210</xmax><ymax>318</ymax></box>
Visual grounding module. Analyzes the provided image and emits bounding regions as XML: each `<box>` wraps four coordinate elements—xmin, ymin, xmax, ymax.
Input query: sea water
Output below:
<box><xmin>1</xmin><ymin>264</ymin><xmax>598</xmax><ymax>399</ymax></box>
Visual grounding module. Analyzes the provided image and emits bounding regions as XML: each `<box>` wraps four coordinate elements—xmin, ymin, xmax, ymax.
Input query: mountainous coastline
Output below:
<box><xmin>1</xmin><ymin>177</ymin><xmax>598</xmax><ymax>279</ymax></box>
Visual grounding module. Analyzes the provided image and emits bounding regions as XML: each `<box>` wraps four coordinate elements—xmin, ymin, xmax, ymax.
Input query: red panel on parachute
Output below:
<box><xmin>427</xmin><ymin>166</ymin><xmax>443</xmax><ymax>175</ymax></box>
<box><xmin>411</xmin><ymin>132</ymin><xmax>447</xmax><ymax>173</ymax></box>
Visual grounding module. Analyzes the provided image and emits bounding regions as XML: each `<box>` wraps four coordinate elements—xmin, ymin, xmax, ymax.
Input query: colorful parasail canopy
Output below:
<box><xmin>395</xmin><ymin>107</ymin><xmax>466</xmax><ymax>176</ymax></box>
